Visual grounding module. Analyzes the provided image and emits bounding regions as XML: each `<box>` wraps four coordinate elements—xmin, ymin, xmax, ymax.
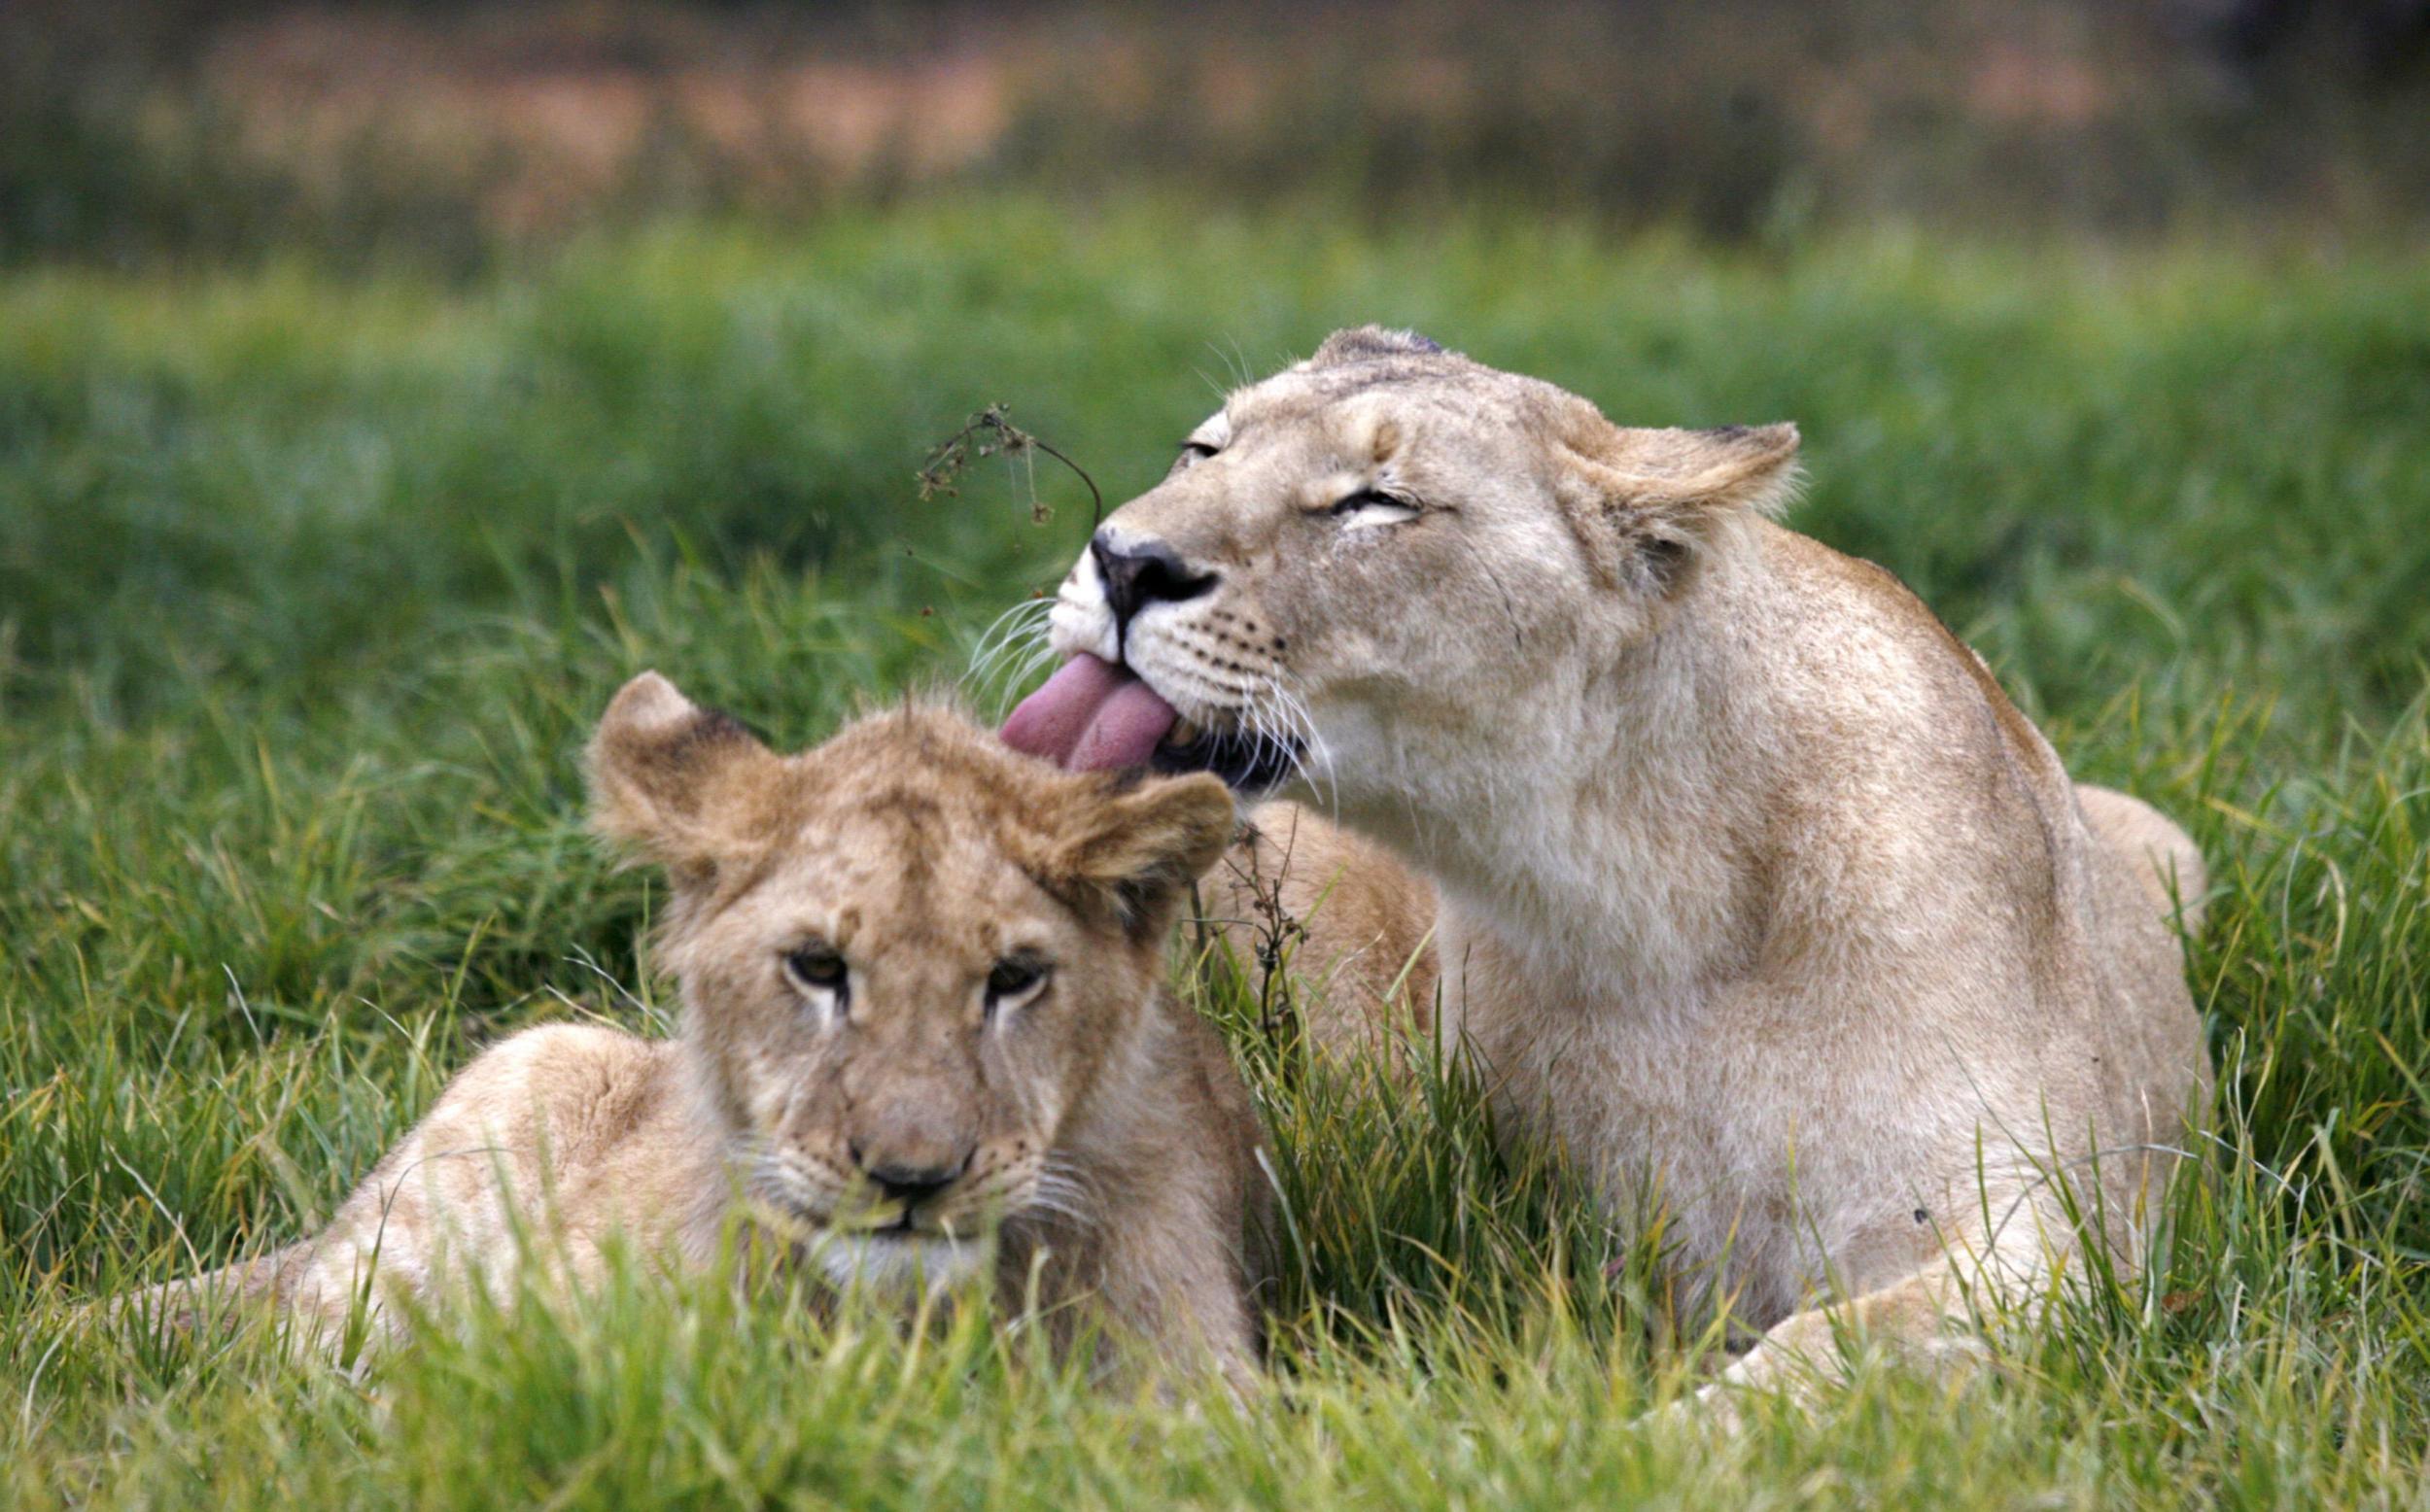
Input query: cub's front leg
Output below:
<box><xmin>1093</xmin><ymin>1220</ymin><xmax>1265</xmax><ymax>1396</ymax></box>
<box><xmin>1049</xmin><ymin>1135</ymin><xmax>1267</xmax><ymax>1395</ymax></box>
<box><xmin>129</xmin><ymin>1023</ymin><xmax>683</xmax><ymax>1345</ymax></box>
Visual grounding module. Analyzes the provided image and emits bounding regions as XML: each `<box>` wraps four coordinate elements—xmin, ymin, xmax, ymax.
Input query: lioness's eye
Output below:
<box><xmin>784</xmin><ymin>946</ymin><xmax>848</xmax><ymax>994</ymax></box>
<box><xmin>1170</xmin><ymin>441</ymin><xmax>1218</xmax><ymax>474</ymax></box>
<box><xmin>1330</xmin><ymin>487</ymin><xmax>1402</xmax><ymax>515</ymax></box>
<box><xmin>986</xmin><ymin>955</ymin><xmax>1049</xmax><ymax>1003</ymax></box>
<box><xmin>1327</xmin><ymin>487</ymin><xmax>1422</xmax><ymax>526</ymax></box>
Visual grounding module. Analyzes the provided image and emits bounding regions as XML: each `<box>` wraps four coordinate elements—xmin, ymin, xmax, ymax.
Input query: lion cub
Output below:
<box><xmin>135</xmin><ymin>673</ymin><xmax>1271</xmax><ymax>1384</ymax></box>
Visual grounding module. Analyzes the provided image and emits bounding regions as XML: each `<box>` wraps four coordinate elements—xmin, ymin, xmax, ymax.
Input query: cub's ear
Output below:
<box><xmin>1556</xmin><ymin>420</ymin><xmax>1801</xmax><ymax>595</ymax></box>
<box><xmin>587</xmin><ymin>671</ymin><xmax>781</xmax><ymax>887</ymax></box>
<box><xmin>1039</xmin><ymin>773</ymin><xmax>1236</xmax><ymax>940</ymax></box>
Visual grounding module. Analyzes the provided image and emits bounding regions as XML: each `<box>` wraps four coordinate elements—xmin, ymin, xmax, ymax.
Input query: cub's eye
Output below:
<box><xmin>783</xmin><ymin>946</ymin><xmax>848</xmax><ymax>994</ymax></box>
<box><xmin>1170</xmin><ymin>441</ymin><xmax>1218</xmax><ymax>474</ymax></box>
<box><xmin>1327</xmin><ymin>488</ymin><xmax>1422</xmax><ymax>526</ymax></box>
<box><xmin>985</xmin><ymin>955</ymin><xmax>1050</xmax><ymax>1005</ymax></box>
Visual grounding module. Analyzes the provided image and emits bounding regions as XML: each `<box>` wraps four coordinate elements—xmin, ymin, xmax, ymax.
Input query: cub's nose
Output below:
<box><xmin>851</xmin><ymin>1146</ymin><xmax>968</xmax><ymax>1210</ymax></box>
<box><xmin>1091</xmin><ymin>531</ymin><xmax>1217</xmax><ymax>634</ymax></box>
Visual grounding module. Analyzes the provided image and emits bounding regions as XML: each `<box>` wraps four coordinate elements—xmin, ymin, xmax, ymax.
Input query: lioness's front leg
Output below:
<box><xmin>1699</xmin><ymin>1261</ymin><xmax>1988</xmax><ymax>1422</ymax></box>
<box><xmin>1694</xmin><ymin>1177</ymin><xmax>2118</xmax><ymax>1424</ymax></box>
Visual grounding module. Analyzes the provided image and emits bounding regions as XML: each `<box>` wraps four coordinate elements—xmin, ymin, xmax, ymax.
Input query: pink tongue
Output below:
<box><xmin>1000</xmin><ymin>654</ymin><xmax>1180</xmax><ymax>773</ymax></box>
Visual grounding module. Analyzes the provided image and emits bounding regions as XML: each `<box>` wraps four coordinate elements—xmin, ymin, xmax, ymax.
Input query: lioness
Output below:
<box><xmin>1002</xmin><ymin>327</ymin><xmax>2210</xmax><ymax>1411</ymax></box>
<box><xmin>132</xmin><ymin>674</ymin><xmax>1270</xmax><ymax>1386</ymax></box>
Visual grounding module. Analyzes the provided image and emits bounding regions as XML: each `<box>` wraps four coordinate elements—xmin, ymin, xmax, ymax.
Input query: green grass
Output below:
<box><xmin>5</xmin><ymin>201</ymin><xmax>2429</xmax><ymax>1507</ymax></box>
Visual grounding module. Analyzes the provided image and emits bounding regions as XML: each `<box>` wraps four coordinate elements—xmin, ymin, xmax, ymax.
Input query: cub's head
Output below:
<box><xmin>1003</xmin><ymin>326</ymin><xmax>1798</xmax><ymax>812</ymax></box>
<box><xmin>588</xmin><ymin>672</ymin><xmax>1233</xmax><ymax>1291</ymax></box>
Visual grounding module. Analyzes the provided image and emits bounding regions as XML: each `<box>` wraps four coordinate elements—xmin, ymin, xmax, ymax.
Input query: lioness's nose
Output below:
<box><xmin>1092</xmin><ymin>531</ymin><xmax>1216</xmax><ymax>636</ymax></box>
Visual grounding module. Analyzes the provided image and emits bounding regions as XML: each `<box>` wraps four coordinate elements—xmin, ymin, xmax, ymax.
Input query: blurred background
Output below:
<box><xmin>8</xmin><ymin>0</ymin><xmax>2429</xmax><ymax>268</ymax></box>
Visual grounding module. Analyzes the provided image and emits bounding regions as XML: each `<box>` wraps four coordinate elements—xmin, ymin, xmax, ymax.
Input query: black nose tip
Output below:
<box><xmin>1091</xmin><ymin>531</ymin><xmax>1217</xmax><ymax>634</ymax></box>
<box><xmin>855</xmin><ymin>1152</ymin><xmax>966</xmax><ymax>1210</ymax></box>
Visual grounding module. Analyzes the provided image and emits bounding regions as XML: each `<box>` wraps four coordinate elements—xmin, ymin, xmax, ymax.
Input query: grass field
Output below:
<box><xmin>5</xmin><ymin>201</ymin><xmax>2430</xmax><ymax>1507</ymax></box>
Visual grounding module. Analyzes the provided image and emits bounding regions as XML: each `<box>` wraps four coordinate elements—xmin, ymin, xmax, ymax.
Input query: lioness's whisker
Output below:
<box><xmin>963</xmin><ymin>597</ymin><xmax>1059</xmax><ymax>705</ymax></box>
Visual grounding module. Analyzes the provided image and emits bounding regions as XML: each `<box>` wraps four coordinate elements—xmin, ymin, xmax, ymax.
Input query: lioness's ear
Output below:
<box><xmin>1558</xmin><ymin>421</ymin><xmax>1801</xmax><ymax>595</ymax></box>
<box><xmin>1308</xmin><ymin>325</ymin><xmax>1450</xmax><ymax>366</ymax></box>
<box><xmin>587</xmin><ymin>671</ymin><xmax>781</xmax><ymax>887</ymax></box>
<box><xmin>1040</xmin><ymin>773</ymin><xmax>1236</xmax><ymax>940</ymax></box>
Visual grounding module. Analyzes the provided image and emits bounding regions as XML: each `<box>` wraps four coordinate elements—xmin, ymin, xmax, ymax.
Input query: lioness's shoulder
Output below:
<box><xmin>1750</xmin><ymin>522</ymin><xmax>2075</xmax><ymax>808</ymax></box>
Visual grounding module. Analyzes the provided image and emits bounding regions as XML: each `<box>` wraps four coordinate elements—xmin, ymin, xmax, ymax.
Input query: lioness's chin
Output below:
<box><xmin>1149</xmin><ymin>722</ymin><xmax>1303</xmax><ymax>795</ymax></box>
<box><xmin>814</xmin><ymin>1232</ymin><xmax>991</xmax><ymax>1296</ymax></box>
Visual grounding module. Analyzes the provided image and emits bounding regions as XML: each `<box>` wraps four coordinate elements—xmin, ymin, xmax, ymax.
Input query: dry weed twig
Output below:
<box><xmin>916</xmin><ymin>403</ymin><xmax>1105</xmax><ymax>530</ymax></box>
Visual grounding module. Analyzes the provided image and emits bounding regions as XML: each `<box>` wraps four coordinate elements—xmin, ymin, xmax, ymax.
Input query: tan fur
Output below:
<box><xmin>130</xmin><ymin>676</ymin><xmax>1271</xmax><ymax>1388</ymax></box>
<box><xmin>1041</xmin><ymin>326</ymin><xmax>2212</xmax><ymax>1411</ymax></box>
<box><xmin>1204</xmin><ymin>801</ymin><xmax>1440</xmax><ymax>1049</ymax></box>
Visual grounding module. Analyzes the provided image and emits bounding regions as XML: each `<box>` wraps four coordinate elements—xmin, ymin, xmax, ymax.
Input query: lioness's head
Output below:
<box><xmin>1004</xmin><ymin>326</ymin><xmax>1798</xmax><ymax>813</ymax></box>
<box><xmin>589</xmin><ymin>673</ymin><xmax>1233</xmax><ymax>1290</ymax></box>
